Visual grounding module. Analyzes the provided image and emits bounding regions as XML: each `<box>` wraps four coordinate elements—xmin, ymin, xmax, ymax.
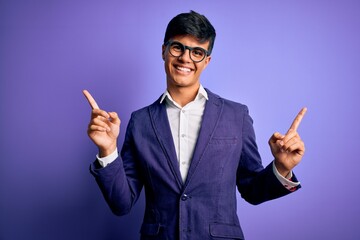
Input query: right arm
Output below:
<box><xmin>83</xmin><ymin>90</ymin><xmax>143</xmax><ymax>215</ymax></box>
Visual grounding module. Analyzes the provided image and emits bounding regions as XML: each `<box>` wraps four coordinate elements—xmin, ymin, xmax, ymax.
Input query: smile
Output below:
<box><xmin>175</xmin><ymin>65</ymin><xmax>192</xmax><ymax>73</ymax></box>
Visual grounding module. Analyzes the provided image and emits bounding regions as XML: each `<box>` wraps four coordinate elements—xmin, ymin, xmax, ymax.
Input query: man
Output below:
<box><xmin>83</xmin><ymin>11</ymin><xmax>306</xmax><ymax>240</ymax></box>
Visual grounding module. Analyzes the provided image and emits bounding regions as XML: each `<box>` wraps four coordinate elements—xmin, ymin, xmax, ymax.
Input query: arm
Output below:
<box><xmin>237</xmin><ymin>107</ymin><xmax>296</xmax><ymax>205</ymax></box>
<box><xmin>83</xmin><ymin>90</ymin><xmax>143</xmax><ymax>216</ymax></box>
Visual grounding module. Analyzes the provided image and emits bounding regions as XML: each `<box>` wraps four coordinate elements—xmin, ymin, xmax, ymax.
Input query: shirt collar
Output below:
<box><xmin>160</xmin><ymin>84</ymin><xmax>208</xmax><ymax>104</ymax></box>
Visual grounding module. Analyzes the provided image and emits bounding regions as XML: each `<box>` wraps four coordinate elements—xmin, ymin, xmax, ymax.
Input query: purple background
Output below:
<box><xmin>1</xmin><ymin>0</ymin><xmax>359</xmax><ymax>239</ymax></box>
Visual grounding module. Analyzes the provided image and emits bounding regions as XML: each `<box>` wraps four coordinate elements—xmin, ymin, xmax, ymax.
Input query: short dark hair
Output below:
<box><xmin>164</xmin><ymin>10</ymin><xmax>216</xmax><ymax>55</ymax></box>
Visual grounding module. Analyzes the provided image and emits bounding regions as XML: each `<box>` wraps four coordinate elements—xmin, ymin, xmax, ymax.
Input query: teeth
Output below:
<box><xmin>176</xmin><ymin>66</ymin><xmax>191</xmax><ymax>72</ymax></box>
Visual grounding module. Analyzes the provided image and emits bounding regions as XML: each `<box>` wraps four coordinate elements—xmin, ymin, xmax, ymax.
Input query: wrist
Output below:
<box><xmin>98</xmin><ymin>143</ymin><xmax>117</xmax><ymax>158</ymax></box>
<box><xmin>274</xmin><ymin>160</ymin><xmax>291</xmax><ymax>178</ymax></box>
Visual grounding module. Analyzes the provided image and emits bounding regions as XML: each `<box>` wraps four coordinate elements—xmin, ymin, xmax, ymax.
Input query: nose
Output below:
<box><xmin>178</xmin><ymin>49</ymin><xmax>192</xmax><ymax>63</ymax></box>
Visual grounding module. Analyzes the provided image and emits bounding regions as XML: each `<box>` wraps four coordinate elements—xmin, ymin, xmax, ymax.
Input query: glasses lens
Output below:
<box><xmin>169</xmin><ymin>42</ymin><xmax>184</xmax><ymax>57</ymax></box>
<box><xmin>190</xmin><ymin>48</ymin><xmax>206</xmax><ymax>62</ymax></box>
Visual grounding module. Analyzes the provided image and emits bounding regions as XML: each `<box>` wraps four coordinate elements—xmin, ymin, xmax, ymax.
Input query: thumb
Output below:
<box><xmin>108</xmin><ymin>112</ymin><xmax>121</xmax><ymax>126</ymax></box>
<box><xmin>269</xmin><ymin>132</ymin><xmax>284</xmax><ymax>144</ymax></box>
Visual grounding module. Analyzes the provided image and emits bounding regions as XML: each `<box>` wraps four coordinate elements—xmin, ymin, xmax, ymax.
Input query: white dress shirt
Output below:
<box><xmin>159</xmin><ymin>85</ymin><xmax>208</xmax><ymax>182</ymax></box>
<box><xmin>97</xmin><ymin>85</ymin><xmax>299</xmax><ymax>189</ymax></box>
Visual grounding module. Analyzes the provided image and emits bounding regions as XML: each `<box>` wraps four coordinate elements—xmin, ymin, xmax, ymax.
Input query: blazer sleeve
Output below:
<box><xmin>236</xmin><ymin>106</ymin><xmax>300</xmax><ymax>205</ymax></box>
<box><xmin>89</xmin><ymin>113</ymin><xmax>144</xmax><ymax>216</ymax></box>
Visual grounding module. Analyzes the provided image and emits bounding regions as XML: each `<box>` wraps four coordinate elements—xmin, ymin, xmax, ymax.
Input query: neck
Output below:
<box><xmin>167</xmin><ymin>84</ymin><xmax>200</xmax><ymax>107</ymax></box>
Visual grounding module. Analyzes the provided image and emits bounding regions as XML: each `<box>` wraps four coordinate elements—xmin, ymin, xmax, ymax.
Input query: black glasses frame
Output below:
<box><xmin>165</xmin><ymin>41</ymin><xmax>209</xmax><ymax>63</ymax></box>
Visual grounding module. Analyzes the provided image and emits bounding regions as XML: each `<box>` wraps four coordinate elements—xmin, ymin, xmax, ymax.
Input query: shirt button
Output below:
<box><xmin>181</xmin><ymin>194</ymin><xmax>189</xmax><ymax>201</ymax></box>
<box><xmin>182</xmin><ymin>110</ymin><xmax>186</xmax><ymax>113</ymax></box>
<box><xmin>181</xmin><ymin>134</ymin><xmax>186</xmax><ymax>138</ymax></box>
<box><xmin>181</xmin><ymin>161</ymin><xmax>186</xmax><ymax>165</ymax></box>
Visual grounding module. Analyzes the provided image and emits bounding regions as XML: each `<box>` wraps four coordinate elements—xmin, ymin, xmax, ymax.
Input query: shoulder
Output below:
<box><xmin>129</xmin><ymin>95</ymin><xmax>163</xmax><ymax>119</ymax></box>
<box><xmin>206</xmin><ymin>88</ymin><xmax>249</xmax><ymax>113</ymax></box>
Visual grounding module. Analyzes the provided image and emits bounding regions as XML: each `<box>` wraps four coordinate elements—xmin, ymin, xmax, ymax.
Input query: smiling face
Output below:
<box><xmin>162</xmin><ymin>35</ymin><xmax>211</xmax><ymax>94</ymax></box>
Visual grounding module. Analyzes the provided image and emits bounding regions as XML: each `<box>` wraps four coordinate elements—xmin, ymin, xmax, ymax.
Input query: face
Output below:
<box><xmin>162</xmin><ymin>35</ymin><xmax>211</xmax><ymax>92</ymax></box>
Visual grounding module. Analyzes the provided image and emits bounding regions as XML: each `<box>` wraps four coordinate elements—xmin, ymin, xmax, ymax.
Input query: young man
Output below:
<box><xmin>84</xmin><ymin>11</ymin><xmax>306</xmax><ymax>240</ymax></box>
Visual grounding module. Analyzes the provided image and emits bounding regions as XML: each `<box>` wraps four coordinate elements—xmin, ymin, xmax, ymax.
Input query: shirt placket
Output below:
<box><xmin>179</xmin><ymin>107</ymin><xmax>190</xmax><ymax>182</ymax></box>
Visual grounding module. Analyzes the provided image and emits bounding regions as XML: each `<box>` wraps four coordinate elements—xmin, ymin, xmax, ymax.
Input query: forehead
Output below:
<box><xmin>171</xmin><ymin>35</ymin><xmax>210</xmax><ymax>49</ymax></box>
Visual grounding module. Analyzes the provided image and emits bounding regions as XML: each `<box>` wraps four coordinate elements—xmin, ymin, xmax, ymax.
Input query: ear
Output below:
<box><xmin>162</xmin><ymin>45</ymin><xmax>166</xmax><ymax>60</ymax></box>
<box><xmin>203</xmin><ymin>55</ymin><xmax>211</xmax><ymax>67</ymax></box>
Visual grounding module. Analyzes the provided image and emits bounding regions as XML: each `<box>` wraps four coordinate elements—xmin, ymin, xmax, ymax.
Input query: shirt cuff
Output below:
<box><xmin>96</xmin><ymin>148</ymin><xmax>119</xmax><ymax>167</ymax></box>
<box><xmin>272</xmin><ymin>161</ymin><xmax>300</xmax><ymax>191</ymax></box>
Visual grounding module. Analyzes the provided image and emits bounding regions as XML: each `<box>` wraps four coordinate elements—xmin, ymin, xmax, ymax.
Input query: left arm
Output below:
<box><xmin>237</xmin><ymin>106</ymin><xmax>302</xmax><ymax>205</ymax></box>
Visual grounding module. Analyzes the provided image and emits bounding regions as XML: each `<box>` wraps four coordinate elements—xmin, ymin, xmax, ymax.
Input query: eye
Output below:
<box><xmin>192</xmin><ymin>48</ymin><xmax>205</xmax><ymax>57</ymax></box>
<box><xmin>171</xmin><ymin>43</ymin><xmax>183</xmax><ymax>52</ymax></box>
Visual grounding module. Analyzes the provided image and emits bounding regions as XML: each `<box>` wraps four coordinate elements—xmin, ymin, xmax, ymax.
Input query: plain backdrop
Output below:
<box><xmin>1</xmin><ymin>0</ymin><xmax>359</xmax><ymax>239</ymax></box>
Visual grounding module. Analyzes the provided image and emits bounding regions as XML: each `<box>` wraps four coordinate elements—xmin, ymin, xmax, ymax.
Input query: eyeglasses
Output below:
<box><xmin>165</xmin><ymin>41</ymin><xmax>209</xmax><ymax>63</ymax></box>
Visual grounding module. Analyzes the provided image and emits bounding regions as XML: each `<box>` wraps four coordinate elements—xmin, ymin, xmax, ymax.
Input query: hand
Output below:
<box><xmin>83</xmin><ymin>90</ymin><xmax>121</xmax><ymax>157</ymax></box>
<box><xmin>269</xmin><ymin>108</ymin><xmax>307</xmax><ymax>177</ymax></box>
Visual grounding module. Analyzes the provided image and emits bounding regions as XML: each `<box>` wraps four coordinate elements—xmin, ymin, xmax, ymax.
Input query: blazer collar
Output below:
<box><xmin>148</xmin><ymin>98</ymin><xmax>183</xmax><ymax>189</ymax></box>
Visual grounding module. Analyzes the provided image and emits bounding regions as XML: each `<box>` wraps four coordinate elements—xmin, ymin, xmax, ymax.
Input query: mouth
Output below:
<box><xmin>174</xmin><ymin>64</ymin><xmax>193</xmax><ymax>73</ymax></box>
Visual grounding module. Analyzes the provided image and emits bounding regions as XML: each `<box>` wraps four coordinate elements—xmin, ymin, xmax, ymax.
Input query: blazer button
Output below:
<box><xmin>181</xmin><ymin>194</ymin><xmax>189</xmax><ymax>201</ymax></box>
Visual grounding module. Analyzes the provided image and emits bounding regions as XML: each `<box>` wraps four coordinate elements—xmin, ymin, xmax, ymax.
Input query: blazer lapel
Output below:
<box><xmin>184</xmin><ymin>90</ymin><xmax>223</xmax><ymax>187</ymax></box>
<box><xmin>148</xmin><ymin>99</ymin><xmax>183</xmax><ymax>189</ymax></box>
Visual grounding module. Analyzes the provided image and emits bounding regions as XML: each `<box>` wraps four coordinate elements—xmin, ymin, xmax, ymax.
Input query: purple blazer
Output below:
<box><xmin>90</xmin><ymin>89</ymin><xmax>300</xmax><ymax>240</ymax></box>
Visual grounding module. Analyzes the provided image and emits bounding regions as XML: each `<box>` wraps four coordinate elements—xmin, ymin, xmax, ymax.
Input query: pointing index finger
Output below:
<box><xmin>82</xmin><ymin>90</ymin><xmax>100</xmax><ymax>109</ymax></box>
<box><xmin>289</xmin><ymin>107</ymin><xmax>307</xmax><ymax>131</ymax></box>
